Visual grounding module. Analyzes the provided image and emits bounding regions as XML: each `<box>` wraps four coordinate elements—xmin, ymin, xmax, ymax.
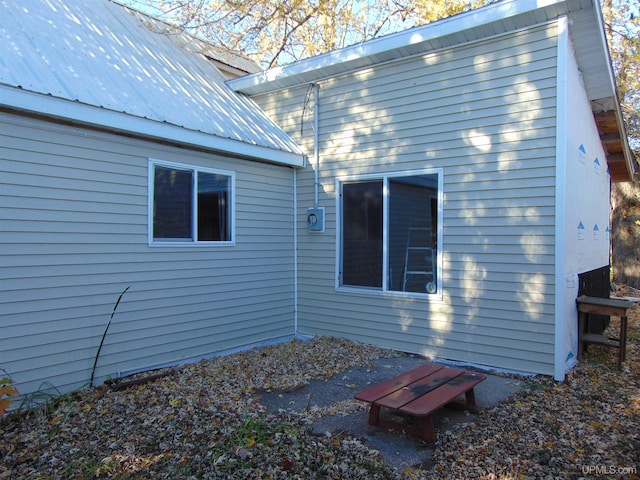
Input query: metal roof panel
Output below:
<box><xmin>0</xmin><ymin>0</ymin><xmax>304</xmax><ymax>165</ymax></box>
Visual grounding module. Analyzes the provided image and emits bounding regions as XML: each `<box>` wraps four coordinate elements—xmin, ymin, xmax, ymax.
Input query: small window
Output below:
<box><xmin>338</xmin><ymin>170</ymin><xmax>441</xmax><ymax>295</ymax></box>
<box><xmin>149</xmin><ymin>160</ymin><xmax>233</xmax><ymax>244</ymax></box>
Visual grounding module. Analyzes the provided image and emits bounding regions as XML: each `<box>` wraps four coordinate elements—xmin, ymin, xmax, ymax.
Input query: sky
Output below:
<box><xmin>115</xmin><ymin>0</ymin><xmax>165</xmax><ymax>17</ymax></box>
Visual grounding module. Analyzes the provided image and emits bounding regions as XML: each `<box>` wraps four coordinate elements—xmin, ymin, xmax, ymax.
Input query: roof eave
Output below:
<box><xmin>586</xmin><ymin>0</ymin><xmax>638</xmax><ymax>183</ymax></box>
<box><xmin>228</xmin><ymin>0</ymin><xmax>583</xmax><ymax>96</ymax></box>
<box><xmin>0</xmin><ymin>86</ymin><xmax>306</xmax><ymax>168</ymax></box>
<box><xmin>594</xmin><ymin>106</ymin><xmax>638</xmax><ymax>183</ymax></box>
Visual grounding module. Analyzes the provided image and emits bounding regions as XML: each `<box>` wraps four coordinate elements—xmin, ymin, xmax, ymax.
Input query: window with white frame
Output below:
<box><xmin>338</xmin><ymin>170</ymin><xmax>441</xmax><ymax>294</ymax></box>
<box><xmin>149</xmin><ymin>160</ymin><xmax>233</xmax><ymax>244</ymax></box>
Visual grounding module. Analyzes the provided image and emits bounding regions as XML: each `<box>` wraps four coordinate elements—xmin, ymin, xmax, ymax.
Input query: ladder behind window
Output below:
<box><xmin>402</xmin><ymin>223</ymin><xmax>436</xmax><ymax>292</ymax></box>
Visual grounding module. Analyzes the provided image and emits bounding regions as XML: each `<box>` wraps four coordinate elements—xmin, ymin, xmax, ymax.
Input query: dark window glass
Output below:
<box><xmin>153</xmin><ymin>166</ymin><xmax>192</xmax><ymax>240</ymax></box>
<box><xmin>341</xmin><ymin>181</ymin><xmax>383</xmax><ymax>288</ymax></box>
<box><xmin>340</xmin><ymin>174</ymin><xmax>438</xmax><ymax>294</ymax></box>
<box><xmin>152</xmin><ymin>163</ymin><xmax>232</xmax><ymax>243</ymax></box>
<box><xmin>388</xmin><ymin>177</ymin><xmax>438</xmax><ymax>293</ymax></box>
<box><xmin>198</xmin><ymin>172</ymin><xmax>230</xmax><ymax>241</ymax></box>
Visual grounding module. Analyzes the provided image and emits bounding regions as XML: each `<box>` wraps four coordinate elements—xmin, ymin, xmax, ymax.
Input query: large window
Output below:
<box><xmin>149</xmin><ymin>160</ymin><xmax>234</xmax><ymax>244</ymax></box>
<box><xmin>339</xmin><ymin>170</ymin><xmax>441</xmax><ymax>295</ymax></box>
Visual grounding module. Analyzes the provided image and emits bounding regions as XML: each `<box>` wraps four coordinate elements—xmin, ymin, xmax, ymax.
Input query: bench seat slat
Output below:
<box><xmin>374</xmin><ymin>367</ymin><xmax>464</xmax><ymax>409</ymax></box>
<box><xmin>354</xmin><ymin>364</ymin><xmax>442</xmax><ymax>403</ymax></box>
<box><xmin>400</xmin><ymin>372</ymin><xmax>486</xmax><ymax>416</ymax></box>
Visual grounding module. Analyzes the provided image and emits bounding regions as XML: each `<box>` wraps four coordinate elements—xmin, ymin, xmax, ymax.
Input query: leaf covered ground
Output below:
<box><xmin>2</xmin><ymin>306</ymin><xmax>639</xmax><ymax>479</ymax></box>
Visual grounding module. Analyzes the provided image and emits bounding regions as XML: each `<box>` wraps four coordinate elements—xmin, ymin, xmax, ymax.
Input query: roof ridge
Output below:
<box><xmin>109</xmin><ymin>0</ymin><xmax>260</xmax><ymax>75</ymax></box>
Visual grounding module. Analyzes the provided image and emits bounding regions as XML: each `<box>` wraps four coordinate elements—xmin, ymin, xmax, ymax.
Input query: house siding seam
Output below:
<box><xmin>254</xmin><ymin>23</ymin><xmax>559</xmax><ymax>375</ymax></box>
<box><xmin>0</xmin><ymin>112</ymin><xmax>296</xmax><ymax>395</ymax></box>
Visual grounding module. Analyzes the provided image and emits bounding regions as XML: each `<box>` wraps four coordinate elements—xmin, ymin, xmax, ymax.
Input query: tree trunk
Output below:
<box><xmin>611</xmin><ymin>182</ymin><xmax>640</xmax><ymax>288</ymax></box>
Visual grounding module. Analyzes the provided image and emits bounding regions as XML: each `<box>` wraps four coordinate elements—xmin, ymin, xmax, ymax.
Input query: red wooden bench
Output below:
<box><xmin>354</xmin><ymin>364</ymin><xmax>486</xmax><ymax>442</ymax></box>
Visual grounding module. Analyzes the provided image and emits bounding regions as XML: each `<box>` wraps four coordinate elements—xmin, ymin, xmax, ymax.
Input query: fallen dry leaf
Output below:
<box><xmin>1</xmin><ymin>306</ymin><xmax>639</xmax><ymax>480</ymax></box>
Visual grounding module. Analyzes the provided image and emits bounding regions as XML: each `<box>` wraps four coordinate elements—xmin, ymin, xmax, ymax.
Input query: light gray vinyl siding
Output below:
<box><xmin>256</xmin><ymin>23</ymin><xmax>559</xmax><ymax>375</ymax></box>
<box><xmin>0</xmin><ymin>112</ymin><xmax>295</xmax><ymax>397</ymax></box>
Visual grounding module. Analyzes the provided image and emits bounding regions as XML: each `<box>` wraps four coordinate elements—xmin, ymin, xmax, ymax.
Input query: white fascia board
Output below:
<box><xmin>229</xmin><ymin>0</ymin><xmax>569</xmax><ymax>94</ymax></box>
<box><xmin>0</xmin><ymin>86</ymin><xmax>306</xmax><ymax>168</ymax></box>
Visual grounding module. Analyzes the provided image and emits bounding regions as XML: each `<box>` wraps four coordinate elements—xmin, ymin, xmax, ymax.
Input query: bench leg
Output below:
<box><xmin>465</xmin><ymin>388</ymin><xmax>476</xmax><ymax>406</ymax></box>
<box><xmin>577</xmin><ymin>311</ymin><xmax>586</xmax><ymax>361</ymax></box>
<box><xmin>465</xmin><ymin>388</ymin><xmax>480</xmax><ymax>414</ymax></box>
<box><xmin>368</xmin><ymin>404</ymin><xmax>381</xmax><ymax>427</ymax></box>
<box><xmin>621</xmin><ymin>316</ymin><xmax>628</xmax><ymax>365</ymax></box>
<box><xmin>419</xmin><ymin>415</ymin><xmax>436</xmax><ymax>443</ymax></box>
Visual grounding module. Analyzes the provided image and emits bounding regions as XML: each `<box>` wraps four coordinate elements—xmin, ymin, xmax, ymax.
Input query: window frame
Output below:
<box><xmin>335</xmin><ymin>168</ymin><xmax>443</xmax><ymax>298</ymax></box>
<box><xmin>148</xmin><ymin>159</ymin><xmax>235</xmax><ymax>246</ymax></box>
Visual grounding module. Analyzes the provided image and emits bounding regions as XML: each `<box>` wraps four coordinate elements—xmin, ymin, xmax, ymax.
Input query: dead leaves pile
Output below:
<box><xmin>1</xmin><ymin>338</ymin><xmax>399</xmax><ymax>479</ymax></box>
<box><xmin>430</xmin><ymin>305</ymin><xmax>640</xmax><ymax>480</ymax></box>
<box><xmin>2</xmin><ymin>311</ymin><xmax>639</xmax><ymax>479</ymax></box>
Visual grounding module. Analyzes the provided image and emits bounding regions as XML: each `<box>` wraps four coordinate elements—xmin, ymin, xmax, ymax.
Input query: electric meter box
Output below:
<box><xmin>307</xmin><ymin>207</ymin><xmax>325</xmax><ymax>232</ymax></box>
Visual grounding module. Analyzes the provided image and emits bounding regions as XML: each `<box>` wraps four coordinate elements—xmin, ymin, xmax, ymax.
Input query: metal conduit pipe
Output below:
<box><xmin>313</xmin><ymin>82</ymin><xmax>320</xmax><ymax>209</ymax></box>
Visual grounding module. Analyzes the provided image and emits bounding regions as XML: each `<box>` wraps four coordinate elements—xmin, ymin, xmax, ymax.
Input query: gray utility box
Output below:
<box><xmin>307</xmin><ymin>207</ymin><xmax>325</xmax><ymax>232</ymax></box>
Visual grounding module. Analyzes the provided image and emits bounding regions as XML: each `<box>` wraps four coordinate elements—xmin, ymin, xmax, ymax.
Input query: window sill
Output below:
<box><xmin>148</xmin><ymin>241</ymin><xmax>236</xmax><ymax>247</ymax></box>
<box><xmin>336</xmin><ymin>285</ymin><xmax>443</xmax><ymax>301</ymax></box>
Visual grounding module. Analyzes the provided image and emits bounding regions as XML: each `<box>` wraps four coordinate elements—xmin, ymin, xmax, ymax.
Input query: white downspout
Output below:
<box><xmin>293</xmin><ymin>167</ymin><xmax>298</xmax><ymax>336</ymax></box>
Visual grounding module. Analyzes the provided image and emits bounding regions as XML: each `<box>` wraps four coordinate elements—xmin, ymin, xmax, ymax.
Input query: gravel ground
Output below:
<box><xmin>1</xmin><ymin>306</ymin><xmax>639</xmax><ymax>479</ymax></box>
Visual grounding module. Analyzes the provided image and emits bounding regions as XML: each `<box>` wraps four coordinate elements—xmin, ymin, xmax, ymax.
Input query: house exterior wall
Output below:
<box><xmin>554</xmin><ymin>21</ymin><xmax>612</xmax><ymax>378</ymax></box>
<box><xmin>256</xmin><ymin>23</ymin><xmax>561</xmax><ymax>375</ymax></box>
<box><xmin>0</xmin><ymin>112</ymin><xmax>296</xmax><ymax>397</ymax></box>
